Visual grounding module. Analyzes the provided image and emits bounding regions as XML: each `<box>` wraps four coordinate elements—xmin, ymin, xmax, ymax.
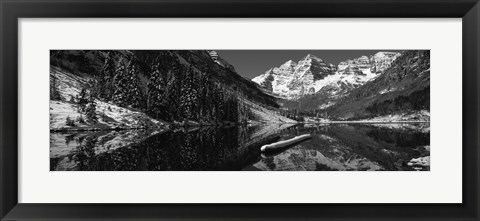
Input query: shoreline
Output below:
<box><xmin>310</xmin><ymin>121</ymin><xmax>430</xmax><ymax>124</ymax></box>
<box><xmin>50</xmin><ymin>121</ymin><xmax>430</xmax><ymax>133</ymax></box>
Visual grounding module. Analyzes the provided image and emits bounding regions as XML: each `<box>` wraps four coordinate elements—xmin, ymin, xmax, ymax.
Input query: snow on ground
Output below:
<box><xmin>369</xmin><ymin>123</ymin><xmax>430</xmax><ymax>133</ymax></box>
<box><xmin>312</xmin><ymin>69</ymin><xmax>378</xmax><ymax>93</ymax></box>
<box><xmin>423</xmin><ymin>145</ymin><xmax>430</xmax><ymax>151</ymax></box>
<box><xmin>51</xmin><ymin>66</ymin><xmax>89</xmax><ymax>101</ymax></box>
<box><xmin>50</xmin><ymin>100</ymin><xmax>164</xmax><ymax>131</ymax></box>
<box><xmin>304</xmin><ymin>117</ymin><xmax>331</xmax><ymax>123</ymax></box>
<box><xmin>95</xmin><ymin>100</ymin><xmax>164</xmax><ymax>128</ymax></box>
<box><xmin>363</xmin><ymin>110</ymin><xmax>430</xmax><ymax>122</ymax></box>
<box><xmin>318</xmin><ymin>101</ymin><xmax>336</xmax><ymax>110</ymax></box>
<box><xmin>51</xmin><ymin>65</ymin><xmax>292</xmax><ymax>130</ymax></box>
<box><xmin>418</xmin><ymin>68</ymin><xmax>430</xmax><ymax>77</ymax></box>
<box><xmin>408</xmin><ymin>145</ymin><xmax>430</xmax><ymax>171</ymax></box>
<box><xmin>408</xmin><ymin>156</ymin><xmax>430</xmax><ymax>167</ymax></box>
<box><xmin>50</xmin><ymin>101</ymin><xmax>82</xmax><ymax>129</ymax></box>
<box><xmin>321</xmin><ymin>111</ymin><xmax>430</xmax><ymax>124</ymax></box>
<box><xmin>302</xmin><ymin>111</ymin><xmax>430</xmax><ymax>133</ymax></box>
<box><xmin>246</xmin><ymin>99</ymin><xmax>296</xmax><ymax>124</ymax></box>
<box><xmin>50</xmin><ymin>66</ymin><xmax>166</xmax><ymax>131</ymax></box>
<box><xmin>379</xmin><ymin>87</ymin><xmax>398</xmax><ymax>94</ymax></box>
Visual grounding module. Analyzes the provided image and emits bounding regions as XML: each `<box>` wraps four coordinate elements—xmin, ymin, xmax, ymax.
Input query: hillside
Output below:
<box><xmin>175</xmin><ymin>50</ymin><xmax>279</xmax><ymax>107</ymax></box>
<box><xmin>325</xmin><ymin>50</ymin><xmax>430</xmax><ymax>120</ymax></box>
<box><xmin>50</xmin><ymin>66</ymin><xmax>166</xmax><ymax>131</ymax></box>
<box><xmin>50</xmin><ymin>50</ymin><xmax>294</xmax><ymax>131</ymax></box>
<box><xmin>253</xmin><ymin>50</ymin><xmax>429</xmax><ymax>121</ymax></box>
<box><xmin>51</xmin><ymin>50</ymin><xmax>278</xmax><ymax>108</ymax></box>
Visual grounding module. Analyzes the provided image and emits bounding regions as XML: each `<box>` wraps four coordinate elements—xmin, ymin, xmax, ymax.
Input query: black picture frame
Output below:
<box><xmin>1</xmin><ymin>0</ymin><xmax>479</xmax><ymax>220</ymax></box>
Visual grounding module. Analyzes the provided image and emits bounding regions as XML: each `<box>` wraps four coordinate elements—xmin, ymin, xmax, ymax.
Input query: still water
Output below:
<box><xmin>50</xmin><ymin>123</ymin><xmax>430</xmax><ymax>171</ymax></box>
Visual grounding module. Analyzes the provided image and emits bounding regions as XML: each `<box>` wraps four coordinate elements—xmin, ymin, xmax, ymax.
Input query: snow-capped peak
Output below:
<box><xmin>282</xmin><ymin>60</ymin><xmax>297</xmax><ymax>67</ymax></box>
<box><xmin>370</xmin><ymin>51</ymin><xmax>401</xmax><ymax>73</ymax></box>
<box><xmin>252</xmin><ymin>51</ymin><xmax>402</xmax><ymax>100</ymax></box>
<box><xmin>301</xmin><ymin>54</ymin><xmax>323</xmax><ymax>62</ymax></box>
<box><xmin>252</xmin><ymin>53</ymin><xmax>336</xmax><ymax>99</ymax></box>
<box><xmin>373</xmin><ymin>51</ymin><xmax>400</xmax><ymax>59</ymax></box>
<box><xmin>278</xmin><ymin>60</ymin><xmax>297</xmax><ymax>71</ymax></box>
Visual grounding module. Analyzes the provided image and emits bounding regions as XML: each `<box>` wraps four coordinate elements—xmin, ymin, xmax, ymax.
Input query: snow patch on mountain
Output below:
<box><xmin>50</xmin><ymin>66</ymin><xmax>165</xmax><ymax>131</ymax></box>
<box><xmin>245</xmin><ymin>99</ymin><xmax>296</xmax><ymax>124</ymax></box>
<box><xmin>363</xmin><ymin>110</ymin><xmax>430</xmax><ymax>122</ymax></box>
<box><xmin>252</xmin><ymin>52</ymin><xmax>401</xmax><ymax>100</ymax></box>
<box><xmin>50</xmin><ymin>100</ymin><xmax>163</xmax><ymax>131</ymax></box>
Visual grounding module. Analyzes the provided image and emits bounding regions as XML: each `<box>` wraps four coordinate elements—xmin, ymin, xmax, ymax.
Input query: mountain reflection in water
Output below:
<box><xmin>50</xmin><ymin>123</ymin><xmax>430</xmax><ymax>171</ymax></box>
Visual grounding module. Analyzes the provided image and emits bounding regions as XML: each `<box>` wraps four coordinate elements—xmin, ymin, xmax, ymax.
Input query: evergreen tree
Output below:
<box><xmin>197</xmin><ymin>72</ymin><xmax>211</xmax><ymax>123</ymax></box>
<box><xmin>99</xmin><ymin>51</ymin><xmax>116</xmax><ymax>100</ymax></box>
<box><xmin>85</xmin><ymin>99</ymin><xmax>97</xmax><ymax>123</ymax></box>
<box><xmin>146</xmin><ymin>62</ymin><xmax>169</xmax><ymax>120</ymax></box>
<box><xmin>204</xmin><ymin>77</ymin><xmax>216</xmax><ymax>123</ymax></box>
<box><xmin>65</xmin><ymin>116</ymin><xmax>75</xmax><ymax>126</ymax></box>
<box><xmin>126</xmin><ymin>63</ymin><xmax>143</xmax><ymax>108</ymax></box>
<box><xmin>77</xmin><ymin>88</ymin><xmax>89</xmax><ymax>112</ymax></box>
<box><xmin>86</xmin><ymin>79</ymin><xmax>98</xmax><ymax>99</ymax></box>
<box><xmin>50</xmin><ymin>74</ymin><xmax>62</xmax><ymax>100</ymax></box>
<box><xmin>165</xmin><ymin>66</ymin><xmax>183</xmax><ymax>121</ymax></box>
<box><xmin>112</xmin><ymin>61</ymin><xmax>143</xmax><ymax>108</ymax></box>
<box><xmin>112</xmin><ymin>62</ymin><xmax>128</xmax><ymax>106</ymax></box>
<box><xmin>77</xmin><ymin>115</ymin><xmax>85</xmax><ymax>124</ymax></box>
<box><xmin>180</xmin><ymin>67</ymin><xmax>198</xmax><ymax>120</ymax></box>
<box><xmin>213</xmin><ymin>85</ymin><xmax>224</xmax><ymax>122</ymax></box>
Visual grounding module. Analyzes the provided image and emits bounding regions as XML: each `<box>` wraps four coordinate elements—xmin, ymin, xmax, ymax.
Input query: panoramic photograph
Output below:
<box><xmin>50</xmin><ymin>50</ymin><xmax>430</xmax><ymax>171</ymax></box>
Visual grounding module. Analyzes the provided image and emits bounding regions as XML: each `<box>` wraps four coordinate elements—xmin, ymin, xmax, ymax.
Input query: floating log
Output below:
<box><xmin>260</xmin><ymin>134</ymin><xmax>312</xmax><ymax>152</ymax></box>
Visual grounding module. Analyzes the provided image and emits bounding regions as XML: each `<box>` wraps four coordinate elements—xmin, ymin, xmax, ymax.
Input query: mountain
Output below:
<box><xmin>338</xmin><ymin>52</ymin><xmax>401</xmax><ymax>74</ymax></box>
<box><xmin>252</xmin><ymin>54</ymin><xmax>336</xmax><ymax>99</ymax></box>
<box><xmin>252</xmin><ymin>52</ymin><xmax>401</xmax><ymax>100</ymax></box>
<box><xmin>325</xmin><ymin>50</ymin><xmax>430</xmax><ymax>120</ymax></box>
<box><xmin>133</xmin><ymin>50</ymin><xmax>280</xmax><ymax>108</ymax></box>
<box><xmin>50</xmin><ymin>50</ymin><xmax>295</xmax><ymax>131</ymax></box>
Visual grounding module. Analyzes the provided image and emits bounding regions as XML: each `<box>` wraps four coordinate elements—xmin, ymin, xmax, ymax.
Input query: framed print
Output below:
<box><xmin>1</xmin><ymin>0</ymin><xmax>479</xmax><ymax>220</ymax></box>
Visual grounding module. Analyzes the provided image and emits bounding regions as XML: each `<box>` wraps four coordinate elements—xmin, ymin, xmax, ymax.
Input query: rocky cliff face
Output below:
<box><xmin>252</xmin><ymin>54</ymin><xmax>337</xmax><ymax>99</ymax></box>
<box><xmin>337</xmin><ymin>52</ymin><xmax>400</xmax><ymax>75</ymax></box>
<box><xmin>252</xmin><ymin>52</ymin><xmax>400</xmax><ymax>100</ymax></box>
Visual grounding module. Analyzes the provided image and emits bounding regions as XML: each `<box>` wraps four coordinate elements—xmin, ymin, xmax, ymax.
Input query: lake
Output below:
<box><xmin>50</xmin><ymin>123</ymin><xmax>430</xmax><ymax>171</ymax></box>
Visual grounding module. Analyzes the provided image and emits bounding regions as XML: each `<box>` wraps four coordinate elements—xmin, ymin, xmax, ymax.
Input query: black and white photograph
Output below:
<box><xmin>50</xmin><ymin>50</ymin><xmax>430</xmax><ymax>171</ymax></box>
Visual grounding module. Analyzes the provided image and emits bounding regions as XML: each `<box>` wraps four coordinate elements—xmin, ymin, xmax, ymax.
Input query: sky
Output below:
<box><xmin>216</xmin><ymin>50</ymin><xmax>403</xmax><ymax>79</ymax></box>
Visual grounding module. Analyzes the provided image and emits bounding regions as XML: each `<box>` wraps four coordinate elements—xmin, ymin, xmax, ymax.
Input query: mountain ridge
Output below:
<box><xmin>50</xmin><ymin>50</ymin><xmax>295</xmax><ymax>130</ymax></box>
<box><xmin>252</xmin><ymin>51</ymin><xmax>401</xmax><ymax>100</ymax></box>
<box><xmin>325</xmin><ymin>50</ymin><xmax>430</xmax><ymax>120</ymax></box>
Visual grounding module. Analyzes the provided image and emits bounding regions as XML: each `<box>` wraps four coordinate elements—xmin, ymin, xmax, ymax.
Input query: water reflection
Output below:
<box><xmin>50</xmin><ymin>123</ymin><xmax>430</xmax><ymax>171</ymax></box>
<box><xmin>247</xmin><ymin>124</ymin><xmax>429</xmax><ymax>171</ymax></box>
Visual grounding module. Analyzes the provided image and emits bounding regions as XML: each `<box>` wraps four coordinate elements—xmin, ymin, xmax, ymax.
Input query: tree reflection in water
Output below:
<box><xmin>50</xmin><ymin>123</ymin><xmax>430</xmax><ymax>171</ymax></box>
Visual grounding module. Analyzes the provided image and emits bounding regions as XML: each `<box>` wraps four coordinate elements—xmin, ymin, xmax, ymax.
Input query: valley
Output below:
<box><xmin>252</xmin><ymin>50</ymin><xmax>429</xmax><ymax>121</ymax></box>
<box><xmin>49</xmin><ymin>50</ymin><xmax>430</xmax><ymax>171</ymax></box>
